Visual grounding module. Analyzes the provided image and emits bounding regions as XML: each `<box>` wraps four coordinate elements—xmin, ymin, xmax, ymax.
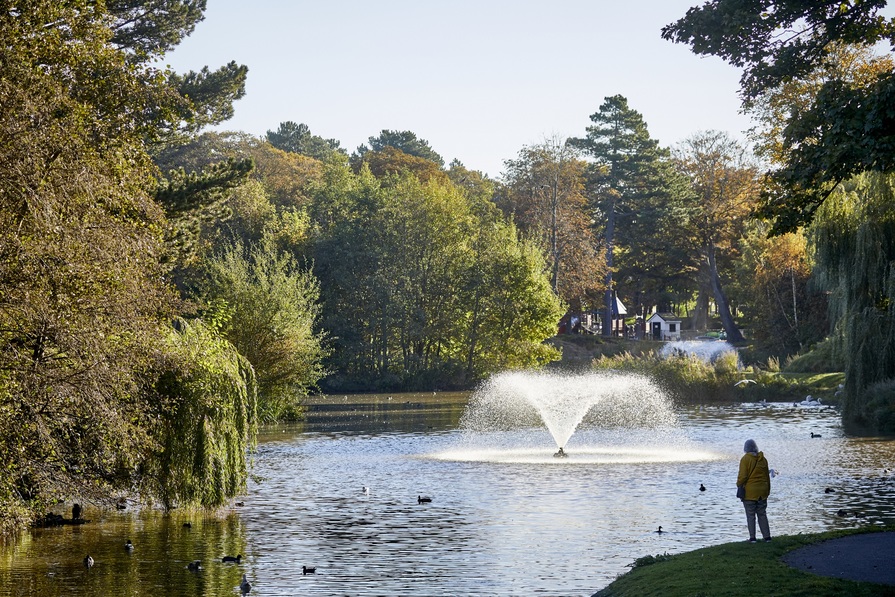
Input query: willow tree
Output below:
<box><xmin>813</xmin><ymin>173</ymin><xmax>895</xmax><ymax>433</ymax></box>
<box><xmin>147</xmin><ymin>319</ymin><xmax>257</xmax><ymax>508</ymax></box>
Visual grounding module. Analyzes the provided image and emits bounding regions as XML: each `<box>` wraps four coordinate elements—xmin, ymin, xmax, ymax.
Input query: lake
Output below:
<box><xmin>2</xmin><ymin>391</ymin><xmax>894</xmax><ymax>596</ymax></box>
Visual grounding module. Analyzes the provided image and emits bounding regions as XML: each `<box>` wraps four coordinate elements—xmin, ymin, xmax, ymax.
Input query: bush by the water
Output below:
<box><xmin>862</xmin><ymin>379</ymin><xmax>895</xmax><ymax>434</ymax></box>
<box><xmin>592</xmin><ymin>350</ymin><xmax>740</xmax><ymax>402</ymax></box>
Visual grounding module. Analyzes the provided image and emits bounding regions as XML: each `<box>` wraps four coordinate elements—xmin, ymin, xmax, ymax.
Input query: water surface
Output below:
<box><xmin>2</xmin><ymin>393</ymin><xmax>894</xmax><ymax>596</ymax></box>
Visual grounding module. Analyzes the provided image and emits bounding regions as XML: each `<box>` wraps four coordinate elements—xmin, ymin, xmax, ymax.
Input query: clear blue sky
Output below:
<box><xmin>164</xmin><ymin>0</ymin><xmax>753</xmax><ymax>178</ymax></box>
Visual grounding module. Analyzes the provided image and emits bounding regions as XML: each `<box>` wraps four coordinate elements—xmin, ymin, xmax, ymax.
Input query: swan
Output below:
<box><xmin>733</xmin><ymin>379</ymin><xmax>756</xmax><ymax>387</ymax></box>
<box><xmin>799</xmin><ymin>396</ymin><xmax>821</xmax><ymax>406</ymax></box>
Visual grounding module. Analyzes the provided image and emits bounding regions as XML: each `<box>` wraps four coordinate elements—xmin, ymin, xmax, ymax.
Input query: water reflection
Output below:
<box><xmin>2</xmin><ymin>394</ymin><xmax>894</xmax><ymax>596</ymax></box>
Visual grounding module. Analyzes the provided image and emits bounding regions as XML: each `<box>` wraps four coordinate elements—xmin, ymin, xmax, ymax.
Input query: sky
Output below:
<box><xmin>164</xmin><ymin>0</ymin><xmax>754</xmax><ymax>178</ymax></box>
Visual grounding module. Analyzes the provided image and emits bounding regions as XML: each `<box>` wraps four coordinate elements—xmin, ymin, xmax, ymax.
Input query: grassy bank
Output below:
<box><xmin>593</xmin><ymin>527</ymin><xmax>894</xmax><ymax>597</ymax></box>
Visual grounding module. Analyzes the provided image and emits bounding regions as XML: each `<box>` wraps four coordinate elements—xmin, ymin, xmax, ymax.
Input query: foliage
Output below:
<box><xmin>0</xmin><ymin>0</ymin><xmax>256</xmax><ymax>533</ymax></box>
<box><xmin>146</xmin><ymin>319</ymin><xmax>257</xmax><ymax>508</ymax></box>
<box><xmin>592</xmin><ymin>350</ymin><xmax>739</xmax><ymax>403</ymax></box>
<box><xmin>199</xmin><ymin>237</ymin><xmax>328</xmax><ymax>421</ymax></box>
<box><xmin>356</xmin><ymin>129</ymin><xmax>445</xmax><ymax>167</ymax></box>
<box><xmin>498</xmin><ymin>137</ymin><xmax>605</xmax><ymax>310</ymax></box>
<box><xmin>663</xmin><ymin>1</ymin><xmax>895</xmax><ymax>234</ymax></box>
<box><xmin>107</xmin><ymin>0</ymin><xmax>206</xmax><ymax>56</ymax></box>
<box><xmin>0</xmin><ymin>0</ymin><xmax>185</xmax><ymax>528</ymax></box>
<box><xmin>311</xmin><ymin>167</ymin><xmax>562</xmax><ymax>391</ymax></box>
<box><xmin>782</xmin><ymin>337</ymin><xmax>844</xmax><ymax>374</ymax></box>
<box><xmin>861</xmin><ymin>379</ymin><xmax>895</xmax><ymax>434</ymax></box>
<box><xmin>356</xmin><ymin>146</ymin><xmax>450</xmax><ymax>183</ymax></box>
<box><xmin>812</xmin><ymin>172</ymin><xmax>895</xmax><ymax>431</ymax></box>
<box><xmin>734</xmin><ymin>222</ymin><xmax>828</xmax><ymax>358</ymax></box>
<box><xmin>266</xmin><ymin>121</ymin><xmax>344</xmax><ymax>161</ymax></box>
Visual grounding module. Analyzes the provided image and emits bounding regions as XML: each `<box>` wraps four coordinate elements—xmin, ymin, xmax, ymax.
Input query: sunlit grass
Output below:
<box><xmin>595</xmin><ymin>527</ymin><xmax>894</xmax><ymax>597</ymax></box>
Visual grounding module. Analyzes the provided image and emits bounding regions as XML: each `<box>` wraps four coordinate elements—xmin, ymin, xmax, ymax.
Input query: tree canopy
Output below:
<box><xmin>663</xmin><ymin>0</ymin><xmax>895</xmax><ymax>233</ymax></box>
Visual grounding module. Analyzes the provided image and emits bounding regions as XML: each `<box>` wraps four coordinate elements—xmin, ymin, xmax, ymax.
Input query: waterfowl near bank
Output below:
<box><xmin>240</xmin><ymin>573</ymin><xmax>252</xmax><ymax>593</ymax></box>
<box><xmin>302</xmin><ymin>565</ymin><xmax>316</xmax><ymax>575</ymax></box>
<box><xmin>223</xmin><ymin>554</ymin><xmax>242</xmax><ymax>563</ymax></box>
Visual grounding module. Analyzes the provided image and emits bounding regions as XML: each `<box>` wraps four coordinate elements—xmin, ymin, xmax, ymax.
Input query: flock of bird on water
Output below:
<box><xmin>75</xmin><ymin>490</ymin><xmax>435</xmax><ymax>593</ymax></box>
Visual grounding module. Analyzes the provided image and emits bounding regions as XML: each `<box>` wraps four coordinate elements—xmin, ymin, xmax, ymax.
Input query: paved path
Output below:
<box><xmin>781</xmin><ymin>531</ymin><xmax>895</xmax><ymax>586</ymax></box>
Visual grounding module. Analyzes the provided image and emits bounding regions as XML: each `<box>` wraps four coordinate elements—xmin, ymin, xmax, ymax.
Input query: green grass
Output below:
<box><xmin>594</xmin><ymin>527</ymin><xmax>894</xmax><ymax>597</ymax></box>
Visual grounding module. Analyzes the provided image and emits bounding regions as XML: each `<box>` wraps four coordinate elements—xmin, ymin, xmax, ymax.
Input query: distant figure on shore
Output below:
<box><xmin>72</xmin><ymin>503</ymin><xmax>81</xmax><ymax>520</ymax></box>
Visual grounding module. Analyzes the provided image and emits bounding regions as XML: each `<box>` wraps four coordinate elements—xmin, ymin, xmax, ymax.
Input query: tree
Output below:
<box><xmin>812</xmin><ymin>172</ymin><xmax>895</xmax><ymax>432</ymax></box>
<box><xmin>0</xmin><ymin>0</ymin><xmax>254</xmax><ymax>532</ymax></box>
<box><xmin>734</xmin><ymin>223</ymin><xmax>827</xmax><ymax>356</ymax></box>
<box><xmin>355</xmin><ymin>130</ymin><xmax>445</xmax><ymax>167</ymax></box>
<box><xmin>200</xmin><ymin>237</ymin><xmax>328</xmax><ymax>421</ymax></box>
<box><xmin>662</xmin><ymin>0</ymin><xmax>895</xmax><ymax>233</ymax></box>
<box><xmin>570</xmin><ymin>95</ymin><xmax>678</xmax><ymax>336</ymax></box>
<box><xmin>356</xmin><ymin>146</ymin><xmax>449</xmax><ymax>184</ymax></box>
<box><xmin>499</xmin><ymin>137</ymin><xmax>605</xmax><ymax>311</ymax></box>
<box><xmin>309</xmin><ymin>165</ymin><xmax>562</xmax><ymax>390</ymax></box>
<box><xmin>266</xmin><ymin>121</ymin><xmax>344</xmax><ymax>161</ymax></box>
<box><xmin>672</xmin><ymin>131</ymin><xmax>759</xmax><ymax>343</ymax></box>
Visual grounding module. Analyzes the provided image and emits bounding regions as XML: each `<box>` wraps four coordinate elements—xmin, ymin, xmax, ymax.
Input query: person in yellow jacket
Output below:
<box><xmin>737</xmin><ymin>438</ymin><xmax>772</xmax><ymax>543</ymax></box>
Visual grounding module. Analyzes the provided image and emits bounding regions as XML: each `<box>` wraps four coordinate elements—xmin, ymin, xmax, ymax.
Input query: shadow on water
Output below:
<box><xmin>0</xmin><ymin>510</ymin><xmax>249</xmax><ymax>597</ymax></box>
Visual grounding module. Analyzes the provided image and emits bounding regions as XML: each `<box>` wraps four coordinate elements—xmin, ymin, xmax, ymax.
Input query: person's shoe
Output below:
<box><xmin>748</xmin><ymin>538</ymin><xmax>757</xmax><ymax>543</ymax></box>
<box><xmin>764</xmin><ymin>537</ymin><xmax>772</xmax><ymax>542</ymax></box>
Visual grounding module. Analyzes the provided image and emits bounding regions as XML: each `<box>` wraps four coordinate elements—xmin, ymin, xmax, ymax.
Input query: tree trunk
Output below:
<box><xmin>706</xmin><ymin>241</ymin><xmax>744</xmax><ymax>342</ymax></box>
<box><xmin>602</xmin><ymin>197</ymin><xmax>617</xmax><ymax>337</ymax></box>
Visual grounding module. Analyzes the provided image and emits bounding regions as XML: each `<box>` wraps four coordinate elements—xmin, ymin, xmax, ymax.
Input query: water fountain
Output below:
<box><xmin>434</xmin><ymin>370</ymin><xmax>717</xmax><ymax>464</ymax></box>
<box><xmin>659</xmin><ymin>340</ymin><xmax>738</xmax><ymax>363</ymax></box>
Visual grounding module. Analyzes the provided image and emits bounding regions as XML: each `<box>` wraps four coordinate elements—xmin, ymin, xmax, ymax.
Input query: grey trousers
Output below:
<box><xmin>743</xmin><ymin>498</ymin><xmax>771</xmax><ymax>539</ymax></box>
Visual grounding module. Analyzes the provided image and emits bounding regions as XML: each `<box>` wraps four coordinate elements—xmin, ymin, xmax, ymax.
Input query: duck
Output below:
<box><xmin>240</xmin><ymin>573</ymin><xmax>252</xmax><ymax>593</ymax></box>
<box><xmin>187</xmin><ymin>560</ymin><xmax>202</xmax><ymax>571</ymax></box>
<box><xmin>418</xmin><ymin>495</ymin><xmax>432</xmax><ymax>504</ymax></box>
<box><xmin>302</xmin><ymin>565</ymin><xmax>316</xmax><ymax>575</ymax></box>
<box><xmin>362</xmin><ymin>486</ymin><xmax>370</xmax><ymax>495</ymax></box>
<box><xmin>83</xmin><ymin>555</ymin><xmax>94</xmax><ymax>568</ymax></box>
<box><xmin>234</xmin><ymin>501</ymin><xmax>244</xmax><ymax>507</ymax></box>
<box><xmin>699</xmin><ymin>483</ymin><xmax>706</xmax><ymax>491</ymax></box>
<box><xmin>810</xmin><ymin>432</ymin><xmax>822</xmax><ymax>438</ymax></box>
<box><xmin>182</xmin><ymin>522</ymin><xmax>192</xmax><ymax>528</ymax></box>
<box><xmin>223</xmin><ymin>554</ymin><xmax>242</xmax><ymax>564</ymax></box>
<box><xmin>824</xmin><ymin>487</ymin><xmax>835</xmax><ymax>494</ymax></box>
<box><xmin>654</xmin><ymin>526</ymin><xmax>664</xmax><ymax>534</ymax></box>
<box><xmin>124</xmin><ymin>539</ymin><xmax>134</xmax><ymax>552</ymax></box>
